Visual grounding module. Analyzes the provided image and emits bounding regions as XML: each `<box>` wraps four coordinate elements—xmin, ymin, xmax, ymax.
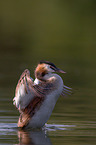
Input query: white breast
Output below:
<box><xmin>27</xmin><ymin>74</ymin><xmax>64</xmax><ymax>128</ymax></box>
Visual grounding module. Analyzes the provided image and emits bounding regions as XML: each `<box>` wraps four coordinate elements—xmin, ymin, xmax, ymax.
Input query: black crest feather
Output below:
<box><xmin>39</xmin><ymin>60</ymin><xmax>57</xmax><ymax>68</ymax></box>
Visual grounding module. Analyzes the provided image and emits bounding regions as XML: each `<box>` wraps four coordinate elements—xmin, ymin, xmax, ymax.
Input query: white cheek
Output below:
<box><xmin>45</xmin><ymin>65</ymin><xmax>55</xmax><ymax>72</ymax></box>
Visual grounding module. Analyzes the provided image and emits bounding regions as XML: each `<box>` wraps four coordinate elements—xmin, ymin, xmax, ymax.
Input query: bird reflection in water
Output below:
<box><xmin>17</xmin><ymin>129</ymin><xmax>52</xmax><ymax>145</ymax></box>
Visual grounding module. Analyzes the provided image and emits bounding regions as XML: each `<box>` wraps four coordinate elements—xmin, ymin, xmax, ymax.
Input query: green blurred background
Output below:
<box><xmin>0</xmin><ymin>0</ymin><xmax>96</xmax><ymax>124</ymax></box>
<box><xmin>0</xmin><ymin>0</ymin><xmax>96</xmax><ymax>144</ymax></box>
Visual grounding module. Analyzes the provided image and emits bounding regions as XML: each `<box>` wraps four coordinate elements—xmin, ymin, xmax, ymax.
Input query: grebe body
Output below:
<box><xmin>13</xmin><ymin>61</ymin><xmax>71</xmax><ymax>128</ymax></box>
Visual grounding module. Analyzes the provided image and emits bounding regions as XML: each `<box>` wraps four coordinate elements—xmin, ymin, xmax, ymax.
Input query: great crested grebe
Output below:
<box><xmin>13</xmin><ymin>61</ymin><xmax>71</xmax><ymax>128</ymax></box>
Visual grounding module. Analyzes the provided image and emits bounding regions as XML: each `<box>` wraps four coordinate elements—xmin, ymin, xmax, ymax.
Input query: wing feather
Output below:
<box><xmin>61</xmin><ymin>85</ymin><xmax>72</xmax><ymax>97</ymax></box>
<box><xmin>13</xmin><ymin>69</ymin><xmax>55</xmax><ymax>111</ymax></box>
<box><xmin>13</xmin><ymin>69</ymin><xmax>34</xmax><ymax>110</ymax></box>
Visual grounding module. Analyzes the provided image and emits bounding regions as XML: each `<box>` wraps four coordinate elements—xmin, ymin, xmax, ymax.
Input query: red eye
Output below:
<box><xmin>50</xmin><ymin>65</ymin><xmax>55</xmax><ymax>70</ymax></box>
<box><xmin>50</xmin><ymin>66</ymin><xmax>54</xmax><ymax>69</ymax></box>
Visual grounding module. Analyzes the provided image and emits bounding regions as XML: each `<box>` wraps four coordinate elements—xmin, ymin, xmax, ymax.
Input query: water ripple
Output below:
<box><xmin>45</xmin><ymin>123</ymin><xmax>76</xmax><ymax>131</ymax></box>
<box><xmin>0</xmin><ymin>123</ymin><xmax>17</xmax><ymax>136</ymax></box>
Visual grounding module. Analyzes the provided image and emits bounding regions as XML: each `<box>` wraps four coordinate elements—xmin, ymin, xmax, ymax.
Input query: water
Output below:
<box><xmin>0</xmin><ymin>0</ymin><xmax>96</xmax><ymax>144</ymax></box>
<box><xmin>0</xmin><ymin>118</ymin><xmax>96</xmax><ymax>144</ymax></box>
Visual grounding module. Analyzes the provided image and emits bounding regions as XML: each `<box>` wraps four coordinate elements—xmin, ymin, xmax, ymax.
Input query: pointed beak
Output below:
<box><xmin>50</xmin><ymin>65</ymin><xmax>66</xmax><ymax>73</ymax></box>
<box><xmin>55</xmin><ymin>68</ymin><xmax>66</xmax><ymax>73</ymax></box>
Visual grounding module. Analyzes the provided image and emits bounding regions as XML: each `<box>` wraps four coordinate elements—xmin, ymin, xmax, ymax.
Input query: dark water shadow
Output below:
<box><xmin>17</xmin><ymin>129</ymin><xmax>52</xmax><ymax>145</ymax></box>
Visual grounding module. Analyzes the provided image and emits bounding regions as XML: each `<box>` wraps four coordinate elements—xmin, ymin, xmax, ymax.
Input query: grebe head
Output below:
<box><xmin>35</xmin><ymin>60</ymin><xmax>66</xmax><ymax>81</ymax></box>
